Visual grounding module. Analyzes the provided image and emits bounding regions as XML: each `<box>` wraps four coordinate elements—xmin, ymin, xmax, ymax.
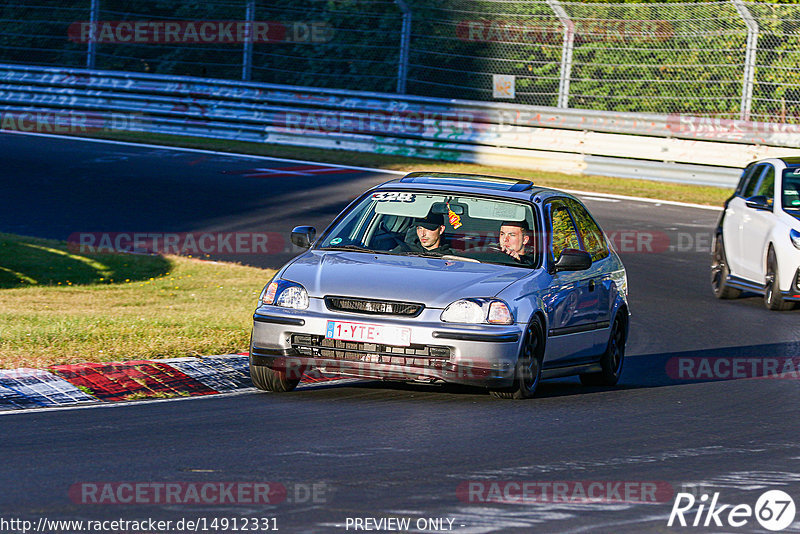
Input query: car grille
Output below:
<box><xmin>291</xmin><ymin>335</ymin><xmax>450</xmax><ymax>366</ymax></box>
<box><xmin>324</xmin><ymin>296</ymin><xmax>423</xmax><ymax>317</ymax></box>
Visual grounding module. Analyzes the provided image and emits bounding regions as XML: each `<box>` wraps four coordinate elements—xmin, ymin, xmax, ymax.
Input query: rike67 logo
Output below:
<box><xmin>668</xmin><ymin>490</ymin><xmax>796</xmax><ymax>531</ymax></box>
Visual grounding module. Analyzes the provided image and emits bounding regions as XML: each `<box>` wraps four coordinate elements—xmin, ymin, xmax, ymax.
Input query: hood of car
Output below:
<box><xmin>281</xmin><ymin>251</ymin><xmax>534</xmax><ymax>308</ymax></box>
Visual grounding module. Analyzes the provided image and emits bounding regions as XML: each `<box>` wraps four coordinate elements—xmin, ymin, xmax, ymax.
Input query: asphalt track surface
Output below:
<box><xmin>2</xmin><ymin>132</ymin><xmax>800</xmax><ymax>533</ymax></box>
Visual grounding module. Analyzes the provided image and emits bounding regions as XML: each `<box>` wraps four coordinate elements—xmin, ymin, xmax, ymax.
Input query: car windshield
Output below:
<box><xmin>783</xmin><ymin>167</ymin><xmax>800</xmax><ymax>210</ymax></box>
<box><xmin>317</xmin><ymin>190</ymin><xmax>541</xmax><ymax>268</ymax></box>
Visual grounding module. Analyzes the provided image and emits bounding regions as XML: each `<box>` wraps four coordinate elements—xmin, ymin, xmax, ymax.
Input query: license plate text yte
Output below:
<box><xmin>326</xmin><ymin>321</ymin><xmax>411</xmax><ymax>347</ymax></box>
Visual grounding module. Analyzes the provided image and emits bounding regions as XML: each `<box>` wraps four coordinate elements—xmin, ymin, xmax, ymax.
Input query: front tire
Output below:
<box><xmin>765</xmin><ymin>246</ymin><xmax>794</xmax><ymax>311</ymax></box>
<box><xmin>249</xmin><ymin>338</ymin><xmax>304</xmax><ymax>392</ymax></box>
<box><xmin>711</xmin><ymin>234</ymin><xmax>740</xmax><ymax>299</ymax></box>
<box><xmin>490</xmin><ymin>317</ymin><xmax>544</xmax><ymax>400</ymax></box>
<box><xmin>580</xmin><ymin>313</ymin><xmax>626</xmax><ymax>386</ymax></box>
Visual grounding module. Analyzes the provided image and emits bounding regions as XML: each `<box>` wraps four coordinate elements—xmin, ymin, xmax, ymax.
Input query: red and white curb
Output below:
<box><xmin>0</xmin><ymin>354</ymin><xmax>349</xmax><ymax>411</ymax></box>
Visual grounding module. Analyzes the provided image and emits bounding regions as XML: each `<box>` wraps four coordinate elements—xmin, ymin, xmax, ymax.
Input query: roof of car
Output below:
<box><xmin>377</xmin><ymin>172</ymin><xmax>572</xmax><ymax>202</ymax></box>
<box><xmin>755</xmin><ymin>157</ymin><xmax>800</xmax><ymax>166</ymax></box>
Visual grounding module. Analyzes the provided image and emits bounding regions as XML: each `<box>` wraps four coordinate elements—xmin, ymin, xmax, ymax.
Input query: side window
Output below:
<box><xmin>741</xmin><ymin>165</ymin><xmax>765</xmax><ymax>198</ymax></box>
<box><xmin>549</xmin><ymin>201</ymin><xmax>581</xmax><ymax>261</ymax></box>
<box><xmin>755</xmin><ymin>165</ymin><xmax>775</xmax><ymax>201</ymax></box>
<box><xmin>567</xmin><ymin>199</ymin><xmax>610</xmax><ymax>262</ymax></box>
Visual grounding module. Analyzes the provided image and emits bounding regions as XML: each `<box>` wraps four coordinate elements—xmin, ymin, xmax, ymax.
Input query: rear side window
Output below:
<box><xmin>567</xmin><ymin>199</ymin><xmax>610</xmax><ymax>262</ymax></box>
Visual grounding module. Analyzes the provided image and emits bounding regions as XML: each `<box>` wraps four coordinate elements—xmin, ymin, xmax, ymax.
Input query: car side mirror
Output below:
<box><xmin>745</xmin><ymin>195</ymin><xmax>772</xmax><ymax>211</ymax></box>
<box><xmin>291</xmin><ymin>226</ymin><xmax>316</xmax><ymax>249</ymax></box>
<box><xmin>554</xmin><ymin>248</ymin><xmax>592</xmax><ymax>272</ymax></box>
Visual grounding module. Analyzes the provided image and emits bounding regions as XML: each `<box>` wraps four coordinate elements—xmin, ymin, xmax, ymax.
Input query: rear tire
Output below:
<box><xmin>765</xmin><ymin>246</ymin><xmax>794</xmax><ymax>311</ymax></box>
<box><xmin>490</xmin><ymin>317</ymin><xmax>544</xmax><ymax>400</ymax></box>
<box><xmin>580</xmin><ymin>313</ymin><xmax>626</xmax><ymax>386</ymax></box>
<box><xmin>249</xmin><ymin>338</ymin><xmax>303</xmax><ymax>392</ymax></box>
<box><xmin>711</xmin><ymin>234</ymin><xmax>740</xmax><ymax>299</ymax></box>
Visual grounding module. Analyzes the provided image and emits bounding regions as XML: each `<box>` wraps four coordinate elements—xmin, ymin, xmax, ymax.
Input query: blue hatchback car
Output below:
<box><xmin>250</xmin><ymin>173</ymin><xmax>629</xmax><ymax>399</ymax></box>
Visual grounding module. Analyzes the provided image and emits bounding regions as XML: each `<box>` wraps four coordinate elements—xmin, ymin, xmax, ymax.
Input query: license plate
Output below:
<box><xmin>325</xmin><ymin>320</ymin><xmax>411</xmax><ymax>347</ymax></box>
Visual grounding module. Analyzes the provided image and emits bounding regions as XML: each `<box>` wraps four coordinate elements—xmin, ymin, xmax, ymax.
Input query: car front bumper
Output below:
<box><xmin>777</xmin><ymin>247</ymin><xmax>800</xmax><ymax>300</ymax></box>
<box><xmin>783</xmin><ymin>266</ymin><xmax>800</xmax><ymax>301</ymax></box>
<box><xmin>250</xmin><ymin>304</ymin><xmax>525</xmax><ymax>389</ymax></box>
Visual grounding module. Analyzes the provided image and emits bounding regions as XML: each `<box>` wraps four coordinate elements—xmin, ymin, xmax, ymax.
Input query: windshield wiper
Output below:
<box><xmin>321</xmin><ymin>244</ymin><xmax>376</xmax><ymax>253</ymax></box>
<box><xmin>442</xmin><ymin>254</ymin><xmax>481</xmax><ymax>263</ymax></box>
<box><xmin>398</xmin><ymin>250</ymin><xmax>444</xmax><ymax>258</ymax></box>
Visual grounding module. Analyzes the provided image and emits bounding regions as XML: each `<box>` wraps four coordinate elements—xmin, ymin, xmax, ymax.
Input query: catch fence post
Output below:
<box><xmin>395</xmin><ymin>0</ymin><xmax>412</xmax><ymax>94</ymax></box>
<box><xmin>242</xmin><ymin>0</ymin><xmax>255</xmax><ymax>81</ymax></box>
<box><xmin>547</xmin><ymin>0</ymin><xmax>574</xmax><ymax>109</ymax></box>
<box><xmin>733</xmin><ymin>0</ymin><xmax>758</xmax><ymax>121</ymax></box>
<box><xmin>86</xmin><ymin>0</ymin><xmax>99</xmax><ymax>69</ymax></box>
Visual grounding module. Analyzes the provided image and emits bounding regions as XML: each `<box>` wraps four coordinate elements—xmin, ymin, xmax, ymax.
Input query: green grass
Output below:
<box><xmin>71</xmin><ymin>130</ymin><xmax>733</xmax><ymax>206</ymax></box>
<box><xmin>0</xmin><ymin>233</ymin><xmax>274</xmax><ymax>369</ymax></box>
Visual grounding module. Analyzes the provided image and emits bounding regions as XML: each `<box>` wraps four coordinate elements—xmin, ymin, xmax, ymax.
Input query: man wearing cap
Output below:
<box><xmin>393</xmin><ymin>212</ymin><xmax>453</xmax><ymax>255</ymax></box>
<box><xmin>499</xmin><ymin>220</ymin><xmax>534</xmax><ymax>264</ymax></box>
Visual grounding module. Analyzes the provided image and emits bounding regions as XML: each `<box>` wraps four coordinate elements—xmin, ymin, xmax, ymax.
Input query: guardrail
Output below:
<box><xmin>1</xmin><ymin>64</ymin><xmax>797</xmax><ymax>187</ymax></box>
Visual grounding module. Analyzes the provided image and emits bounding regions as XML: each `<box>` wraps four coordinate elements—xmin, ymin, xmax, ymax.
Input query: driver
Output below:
<box><xmin>393</xmin><ymin>213</ymin><xmax>453</xmax><ymax>255</ymax></box>
<box><xmin>499</xmin><ymin>220</ymin><xmax>535</xmax><ymax>264</ymax></box>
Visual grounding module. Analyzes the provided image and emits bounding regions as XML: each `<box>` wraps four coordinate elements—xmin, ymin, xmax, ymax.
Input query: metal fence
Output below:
<box><xmin>1</xmin><ymin>1</ymin><xmax>799</xmax><ymax>123</ymax></box>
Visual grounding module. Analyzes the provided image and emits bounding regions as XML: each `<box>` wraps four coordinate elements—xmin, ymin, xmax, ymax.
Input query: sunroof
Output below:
<box><xmin>400</xmin><ymin>173</ymin><xmax>533</xmax><ymax>192</ymax></box>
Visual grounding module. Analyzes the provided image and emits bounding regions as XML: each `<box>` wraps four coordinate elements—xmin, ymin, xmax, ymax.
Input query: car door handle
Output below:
<box><xmin>588</xmin><ymin>279</ymin><xmax>596</xmax><ymax>292</ymax></box>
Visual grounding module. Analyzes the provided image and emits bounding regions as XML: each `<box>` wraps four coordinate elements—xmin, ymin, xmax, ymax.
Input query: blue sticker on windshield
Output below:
<box><xmin>330</xmin><ymin>237</ymin><xmax>343</xmax><ymax>245</ymax></box>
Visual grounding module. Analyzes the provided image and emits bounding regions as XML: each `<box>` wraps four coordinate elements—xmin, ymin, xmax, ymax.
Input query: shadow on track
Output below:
<box><xmin>253</xmin><ymin>341</ymin><xmax>800</xmax><ymax>402</ymax></box>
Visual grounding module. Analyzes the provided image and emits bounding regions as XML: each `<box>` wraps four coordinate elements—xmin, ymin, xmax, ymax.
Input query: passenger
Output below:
<box><xmin>498</xmin><ymin>220</ymin><xmax>535</xmax><ymax>264</ymax></box>
<box><xmin>393</xmin><ymin>213</ymin><xmax>453</xmax><ymax>255</ymax></box>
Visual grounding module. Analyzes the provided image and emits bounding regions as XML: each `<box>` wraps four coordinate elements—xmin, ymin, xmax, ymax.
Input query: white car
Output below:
<box><xmin>712</xmin><ymin>156</ymin><xmax>800</xmax><ymax>310</ymax></box>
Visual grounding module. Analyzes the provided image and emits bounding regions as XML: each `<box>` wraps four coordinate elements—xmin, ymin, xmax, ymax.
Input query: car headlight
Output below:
<box><xmin>791</xmin><ymin>229</ymin><xmax>800</xmax><ymax>250</ymax></box>
<box><xmin>261</xmin><ymin>280</ymin><xmax>309</xmax><ymax>309</ymax></box>
<box><xmin>440</xmin><ymin>298</ymin><xmax>514</xmax><ymax>325</ymax></box>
